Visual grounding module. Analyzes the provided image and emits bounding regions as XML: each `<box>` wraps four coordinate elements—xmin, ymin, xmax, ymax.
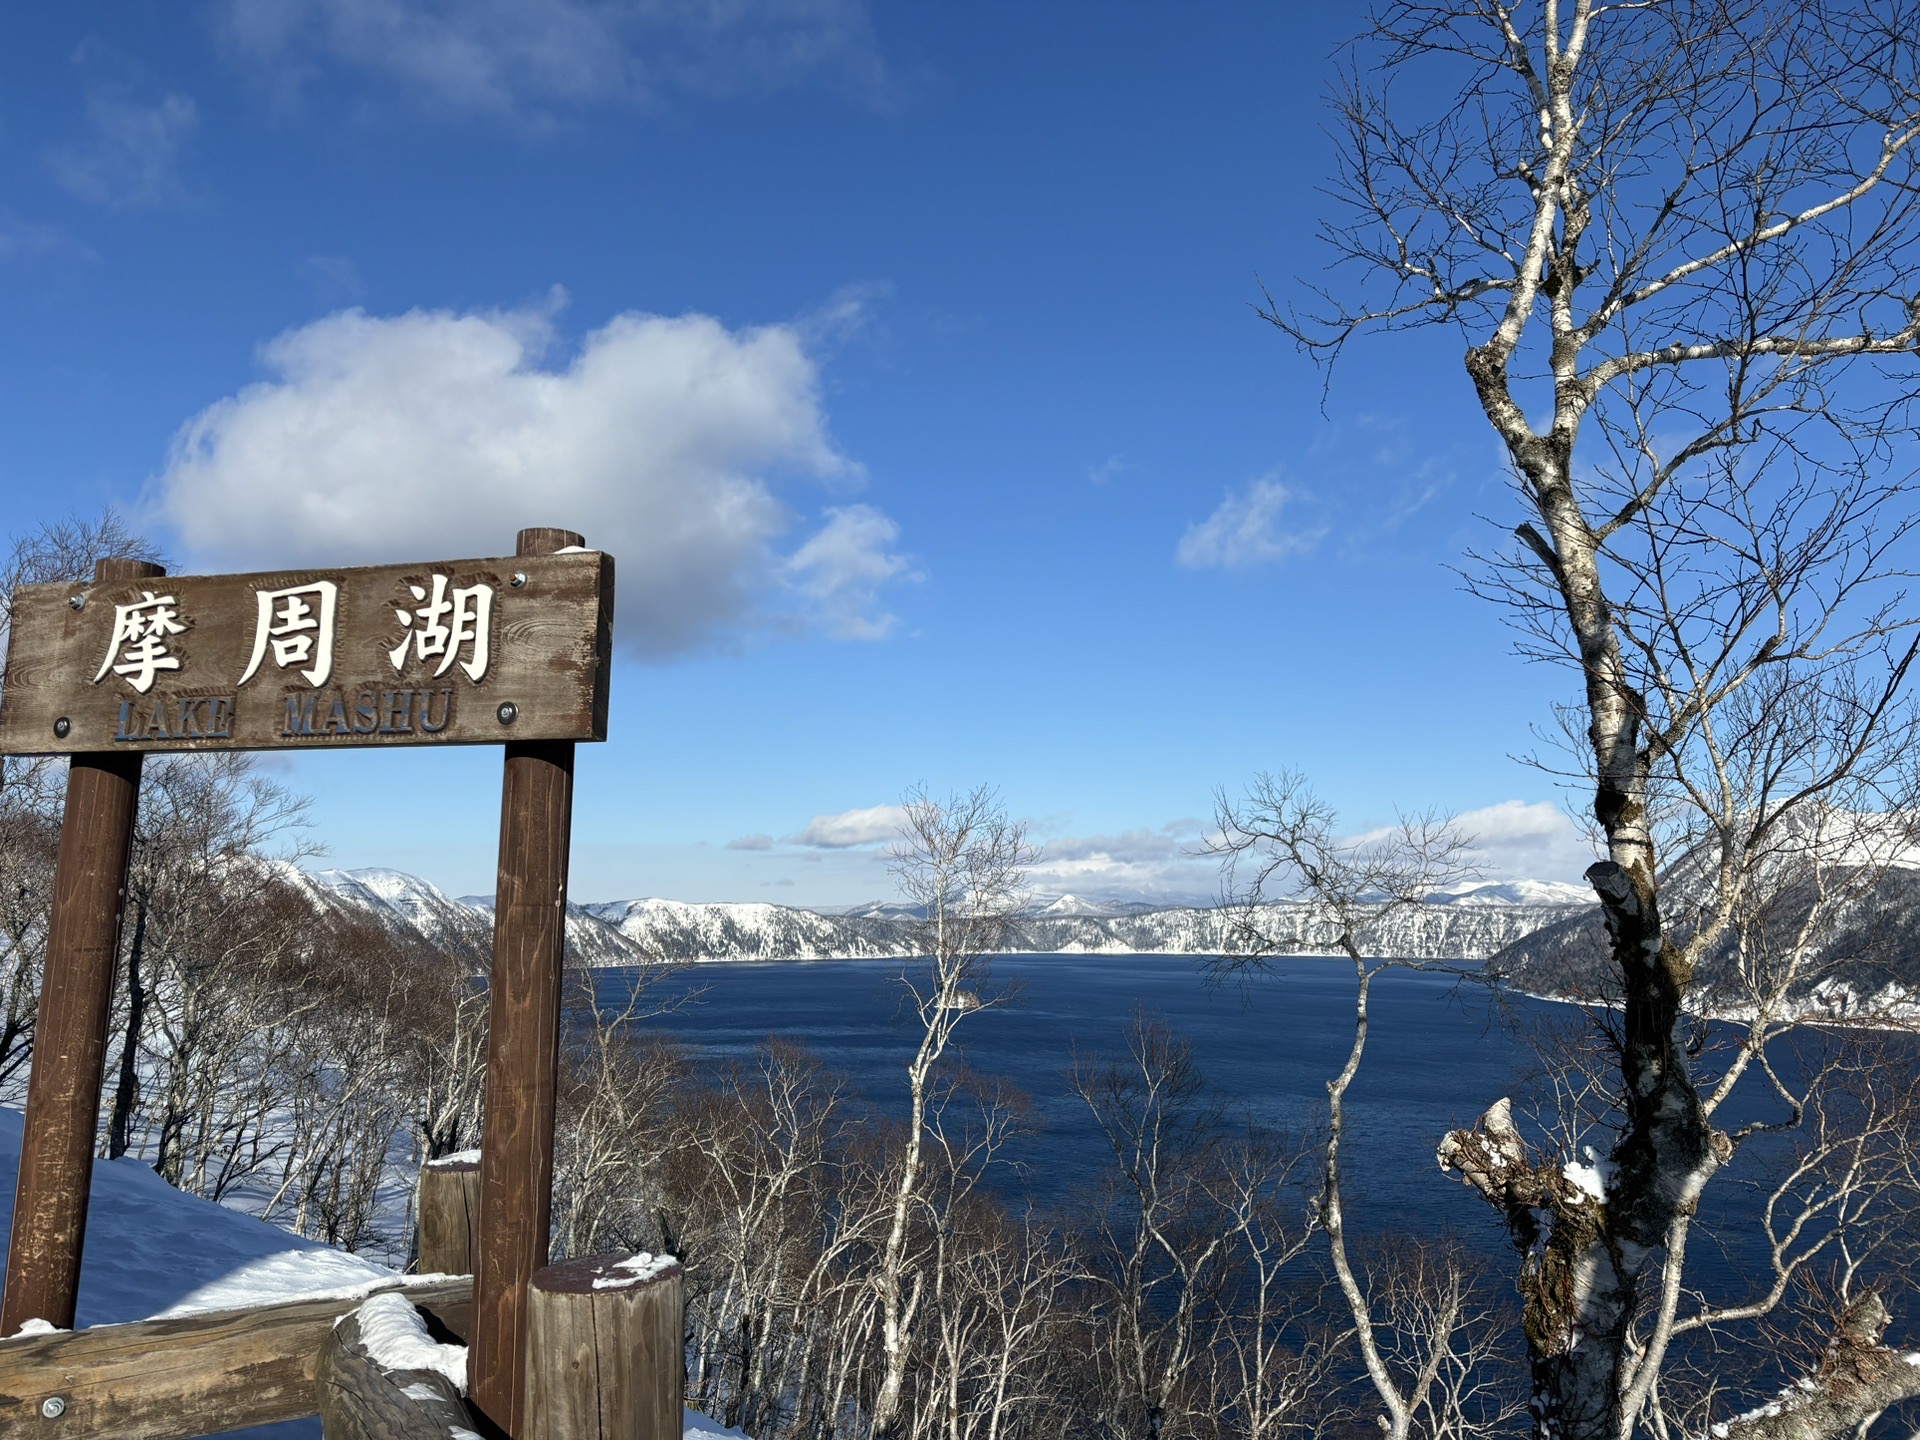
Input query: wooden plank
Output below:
<box><xmin>0</xmin><ymin>1277</ymin><xmax>471</xmax><ymax>1440</ymax></box>
<box><xmin>525</xmin><ymin>1256</ymin><xmax>684</xmax><ymax>1440</ymax></box>
<box><xmin>470</xmin><ymin>528</ymin><xmax>582</xmax><ymax>1437</ymax></box>
<box><xmin>0</xmin><ymin>549</ymin><xmax>614</xmax><ymax>755</ymax></box>
<box><xmin>0</xmin><ymin>557</ymin><xmax>160</xmax><ymax>1335</ymax></box>
<box><xmin>316</xmin><ymin>1296</ymin><xmax>475</xmax><ymax>1440</ymax></box>
<box><xmin>417</xmin><ymin>1155</ymin><xmax>482</xmax><ymax>1277</ymax></box>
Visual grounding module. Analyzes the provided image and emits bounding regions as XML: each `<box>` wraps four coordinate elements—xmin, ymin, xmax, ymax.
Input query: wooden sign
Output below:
<box><xmin>0</xmin><ymin>550</ymin><xmax>612</xmax><ymax>755</ymax></box>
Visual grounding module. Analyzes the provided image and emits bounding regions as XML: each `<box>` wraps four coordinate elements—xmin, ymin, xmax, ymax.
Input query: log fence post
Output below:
<box><xmin>524</xmin><ymin>1255</ymin><xmax>684</xmax><ymax>1440</ymax></box>
<box><xmin>417</xmin><ymin>1153</ymin><xmax>483</xmax><ymax>1277</ymax></box>
<box><xmin>0</xmin><ymin>556</ymin><xmax>164</xmax><ymax>1336</ymax></box>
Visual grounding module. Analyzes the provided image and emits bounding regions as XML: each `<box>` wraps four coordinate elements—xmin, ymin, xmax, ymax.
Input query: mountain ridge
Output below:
<box><xmin>304</xmin><ymin>867</ymin><xmax>1594</xmax><ymax>965</ymax></box>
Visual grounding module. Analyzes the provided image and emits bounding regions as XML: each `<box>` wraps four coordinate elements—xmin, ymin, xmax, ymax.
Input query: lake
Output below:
<box><xmin>603</xmin><ymin>954</ymin><xmax>1554</xmax><ymax>1248</ymax></box>
<box><xmin>599</xmin><ymin>951</ymin><xmax>1858</xmax><ymax>1304</ymax></box>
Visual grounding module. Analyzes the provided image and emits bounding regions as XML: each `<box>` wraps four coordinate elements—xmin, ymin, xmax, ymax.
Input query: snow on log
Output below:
<box><xmin>1714</xmin><ymin>1292</ymin><xmax>1920</xmax><ymax>1440</ymax></box>
<box><xmin>316</xmin><ymin>1292</ymin><xmax>474</xmax><ymax>1440</ymax></box>
<box><xmin>0</xmin><ymin>1276</ymin><xmax>470</xmax><ymax>1439</ymax></box>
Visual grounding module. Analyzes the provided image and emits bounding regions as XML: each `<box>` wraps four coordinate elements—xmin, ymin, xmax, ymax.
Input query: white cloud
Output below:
<box><xmin>797</xmin><ymin>804</ymin><xmax>909</xmax><ymax>848</ymax></box>
<box><xmin>217</xmin><ymin>0</ymin><xmax>895</xmax><ymax>115</ymax></box>
<box><xmin>48</xmin><ymin>91</ymin><xmax>197</xmax><ymax>207</ymax></box>
<box><xmin>783</xmin><ymin>506</ymin><xmax>918</xmax><ymax>640</ymax></box>
<box><xmin>1452</xmin><ymin>800</ymin><xmax>1595</xmax><ymax>883</ymax></box>
<box><xmin>1340</xmin><ymin>800</ymin><xmax>1593</xmax><ymax>885</ymax></box>
<box><xmin>726</xmin><ymin>833</ymin><xmax>774</xmax><ymax>851</ymax></box>
<box><xmin>1176</xmin><ymin>477</ymin><xmax>1324</xmax><ymax>571</ymax></box>
<box><xmin>0</xmin><ymin>214</ymin><xmax>82</xmax><ymax>263</ymax></box>
<box><xmin>1027</xmin><ymin>820</ymin><xmax>1219</xmax><ymax>903</ymax></box>
<box><xmin>152</xmin><ymin>302</ymin><xmax>912</xmax><ymax>657</ymax></box>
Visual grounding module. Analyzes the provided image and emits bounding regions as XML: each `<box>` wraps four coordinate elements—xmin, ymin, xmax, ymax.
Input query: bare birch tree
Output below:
<box><xmin>1210</xmin><ymin>773</ymin><xmax>1516</xmax><ymax>1440</ymax></box>
<box><xmin>1272</xmin><ymin>2</ymin><xmax>1920</xmax><ymax>1434</ymax></box>
<box><xmin>868</xmin><ymin>785</ymin><xmax>1035</xmax><ymax>1439</ymax></box>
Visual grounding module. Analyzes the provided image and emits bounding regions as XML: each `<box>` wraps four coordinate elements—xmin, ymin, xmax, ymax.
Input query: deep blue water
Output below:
<box><xmin>598</xmin><ymin>954</ymin><xmax>1549</xmax><ymax>1250</ymax></box>
<box><xmin>596</xmin><ymin>952</ymin><xmax>1890</xmax><ymax>1309</ymax></box>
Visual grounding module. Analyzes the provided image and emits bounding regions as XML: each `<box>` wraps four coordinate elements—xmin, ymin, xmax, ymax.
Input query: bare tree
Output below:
<box><xmin>1210</xmin><ymin>773</ymin><xmax>1509</xmax><ymax>1440</ymax></box>
<box><xmin>1273</xmin><ymin>3</ymin><xmax>1920</xmax><ymax>1434</ymax></box>
<box><xmin>0</xmin><ymin>509</ymin><xmax>161</xmax><ymax>666</ymax></box>
<box><xmin>868</xmin><ymin>785</ymin><xmax>1035</xmax><ymax>1439</ymax></box>
<box><xmin>1074</xmin><ymin>1019</ymin><xmax>1237</xmax><ymax>1440</ymax></box>
<box><xmin>0</xmin><ymin>763</ymin><xmax>60</xmax><ymax>1091</ymax></box>
<box><xmin>0</xmin><ymin>511</ymin><xmax>163</xmax><ymax>1084</ymax></box>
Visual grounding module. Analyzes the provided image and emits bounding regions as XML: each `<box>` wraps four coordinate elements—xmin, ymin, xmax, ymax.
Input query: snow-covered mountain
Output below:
<box><xmin>306</xmin><ymin>867</ymin><xmax>1592</xmax><ymax>965</ymax></box>
<box><xmin>582</xmin><ymin>897</ymin><xmax>912</xmax><ymax>961</ymax></box>
<box><xmin>1487</xmin><ymin>863</ymin><xmax>1920</xmax><ymax>1015</ymax></box>
<box><xmin>1425</xmin><ymin>878</ymin><xmax>1594</xmax><ymax>907</ymax></box>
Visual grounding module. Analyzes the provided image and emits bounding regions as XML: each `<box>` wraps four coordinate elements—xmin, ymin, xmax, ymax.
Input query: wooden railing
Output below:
<box><xmin>0</xmin><ymin>1160</ymin><xmax>683</xmax><ymax>1440</ymax></box>
<box><xmin>0</xmin><ymin>1277</ymin><xmax>473</xmax><ymax>1439</ymax></box>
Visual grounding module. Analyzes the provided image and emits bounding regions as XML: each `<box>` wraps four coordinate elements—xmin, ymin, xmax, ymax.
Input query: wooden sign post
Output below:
<box><xmin>0</xmin><ymin>556</ymin><xmax>163</xmax><ymax>1335</ymax></box>
<box><xmin>471</xmin><ymin>527</ymin><xmax>582</xmax><ymax>1434</ymax></box>
<box><xmin>0</xmin><ymin>530</ymin><xmax>613</xmax><ymax>1434</ymax></box>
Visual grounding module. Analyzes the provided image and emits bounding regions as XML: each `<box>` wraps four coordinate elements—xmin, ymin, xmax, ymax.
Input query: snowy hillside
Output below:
<box><xmin>1488</xmin><ymin>863</ymin><xmax>1920</xmax><ymax>1015</ymax></box>
<box><xmin>310</xmin><ymin>867</ymin><xmax>1592</xmax><ymax>964</ymax></box>
<box><xmin>0</xmin><ymin>1105</ymin><xmax>746</xmax><ymax>1440</ymax></box>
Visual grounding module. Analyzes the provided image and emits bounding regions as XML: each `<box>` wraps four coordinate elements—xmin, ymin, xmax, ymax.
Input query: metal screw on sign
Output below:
<box><xmin>41</xmin><ymin>1396</ymin><xmax>66</xmax><ymax>1419</ymax></box>
<box><xmin>52</xmin><ymin>718</ymin><xmax>70</xmax><ymax>739</ymax></box>
<box><xmin>66</xmin><ymin>595</ymin><xmax>84</xmax><ymax>611</ymax></box>
<box><xmin>509</xmin><ymin>572</ymin><xmax>528</xmax><ymax>588</ymax></box>
<box><xmin>497</xmin><ymin>702</ymin><xmax>518</xmax><ymax>726</ymax></box>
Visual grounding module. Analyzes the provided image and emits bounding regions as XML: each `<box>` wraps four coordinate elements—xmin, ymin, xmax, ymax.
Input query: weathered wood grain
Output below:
<box><xmin>0</xmin><ymin>557</ymin><xmax>160</xmax><ymax>1336</ymax></box>
<box><xmin>0</xmin><ymin>549</ymin><xmax>614</xmax><ymax>755</ymax></box>
<box><xmin>417</xmin><ymin>1156</ymin><xmax>483</xmax><ymax>1278</ymax></box>
<box><xmin>316</xmin><ymin>1297</ymin><xmax>475</xmax><ymax>1440</ymax></box>
<box><xmin>525</xmin><ymin>1255</ymin><xmax>685</xmax><ymax>1440</ymax></box>
<box><xmin>470</xmin><ymin>528</ymin><xmax>584</xmax><ymax>1437</ymax></box>
<box><xmin>0</xmin><ymin>1277</ymin><xmax>471</xmax><ymax>1440</ymax></box>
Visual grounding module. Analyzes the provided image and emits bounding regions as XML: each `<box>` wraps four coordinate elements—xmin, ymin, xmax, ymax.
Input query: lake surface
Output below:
<box><xmin>599</xmin><ymin>954</ymin><xmax>1553</xmax><ymax>1250</ymax></box>
<box><xmin>598</xmin><ymin>952</ymin><xmax>1869</xmax><ymax>1305</ymax></box>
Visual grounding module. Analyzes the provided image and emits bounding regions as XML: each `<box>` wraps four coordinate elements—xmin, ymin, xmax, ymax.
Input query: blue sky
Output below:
<box><xmin>0</xmin><ymin>2</ymin><xmax>1595</xmax><ymax>905</ymax></box>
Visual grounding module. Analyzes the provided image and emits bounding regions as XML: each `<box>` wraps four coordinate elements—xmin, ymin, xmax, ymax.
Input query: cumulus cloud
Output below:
<box><xmin>1452</xmin><ymin>800</ymin><xmax>1596</xmax><ymax>883</ymax></box>
<box><xmin>48</xmin><ymin>90</ymin><xmax>198</xmax><ymax>207</ymax></box>
<box><xmin>217</xmin><ymin>0</ymin><xmax>895</xmax><ymax>115</ymax></box>
<box><xmin>797</xmin><ymin>804</ymin><xmax>908</xmax><ymax>848</ymax></box>
<box><xmin>1341</xmin><ymin>800</ymin><xmax>1594</xmax><ymax>886</ymax></box>
<box><xmin>1176</xmin><ymin>477</ymin><xmax>1325</xmax><ymax>571</ymax></box>
<box><xmin>1027</xmin><ymin>821</ymin><xmax>1218</xmax><ymax>903</ymax></box>
<box><xmin>151</xmin><ymin>302</ymin><xmax>913</xmax><ymax>657</ymax></box>
<box><xmin>783</xmin><ymin>506</ymin><xmax>918</xmax><ymax>640</ymax></box>
<box><xmin>726</xmin><ymin>834</ymin><xmax>774</xmax><ymax>851</ymax></box>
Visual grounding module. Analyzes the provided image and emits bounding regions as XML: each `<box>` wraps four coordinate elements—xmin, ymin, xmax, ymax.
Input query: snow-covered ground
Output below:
<box><xmin>0</xmin><ymin>1105</ymin><xmax>746</xmax><ymax>1440</ymax></box>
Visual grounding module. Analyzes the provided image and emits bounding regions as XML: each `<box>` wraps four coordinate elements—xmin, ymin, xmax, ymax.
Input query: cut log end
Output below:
<box><xmin>524</xmin><ymin>1253</ymin><xmax>684</xmax><ymax>1440</ymax></box>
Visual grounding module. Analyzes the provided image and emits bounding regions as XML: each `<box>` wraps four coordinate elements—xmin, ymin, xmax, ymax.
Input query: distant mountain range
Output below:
<box><xmin>292</xmin><ymin>863</ymin><xmax>1920</xmax><ymax>1024</ymax></box>
<box><xmin>298</xmin><ymin>867</ymin><xmax>1595</xmax><ymax>966</ymax></box>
